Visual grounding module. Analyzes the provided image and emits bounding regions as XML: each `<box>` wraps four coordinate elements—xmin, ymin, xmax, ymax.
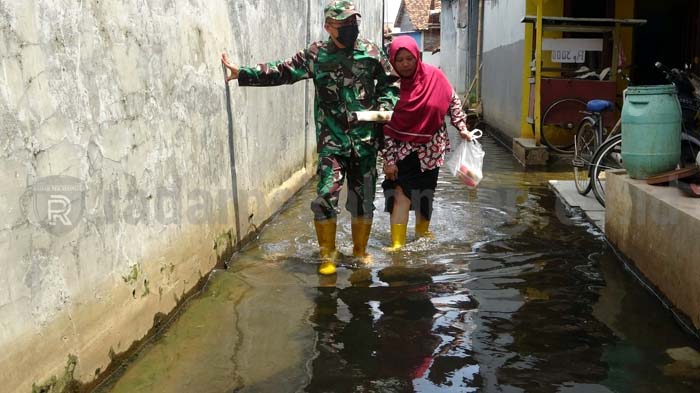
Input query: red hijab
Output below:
<box><xmin>384</xmin><ymin>36</ymin><xmax>453</xmax><ymax>143</ymax></box>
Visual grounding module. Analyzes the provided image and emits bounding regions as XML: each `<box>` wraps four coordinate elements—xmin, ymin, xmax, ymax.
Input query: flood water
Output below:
<box><xmin>99</xmin><ymin>134</ymin><xmax>700</xmax><ymax>393</ymax></box>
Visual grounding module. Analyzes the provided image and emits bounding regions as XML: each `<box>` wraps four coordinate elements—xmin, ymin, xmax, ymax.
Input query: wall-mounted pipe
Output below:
<box><xmin>222</xmin><ymin>64</ymin><xmax>242</xmax><ymax>246</ymax></box>
<box><xmin>475</xmin><ymin>0</ymin><xmax>485</xmax><ymax>102</ymax></box>
<box><xmin>304</xmin><ymin>0</ymin><xmax>311</xmax><ymax>168</ymax></box>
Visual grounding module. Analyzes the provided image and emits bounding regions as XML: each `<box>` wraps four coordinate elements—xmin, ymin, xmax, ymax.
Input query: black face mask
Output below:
<box><xmin>337</xmin><ymin>24</ymin><xmax>359</xmax><ymax>48</ymax></box>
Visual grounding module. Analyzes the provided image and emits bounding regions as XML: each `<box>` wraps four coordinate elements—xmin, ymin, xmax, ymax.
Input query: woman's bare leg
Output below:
<box><xmin>391</xmin><ymin>186</ymin><xmax>411</xmax><ymax>225</ymax></box>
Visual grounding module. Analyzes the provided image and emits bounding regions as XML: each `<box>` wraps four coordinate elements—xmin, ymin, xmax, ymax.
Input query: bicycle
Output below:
<box><xmin>572</xmin><ymin>71</ymin><xmax>629</xmax><ymax>195</ymax></box>
<box><xmin>535</xmin><ymin>98</ymin><xmax>588</xmax><ymax>154</ymax></box>
<box><xmin>572</xmin><ymin>100</ymin><xmax>620</xmax><ymax>195</ymax></box>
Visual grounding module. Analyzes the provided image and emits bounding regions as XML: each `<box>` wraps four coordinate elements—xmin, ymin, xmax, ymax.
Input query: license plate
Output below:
<box><xmin>551</xmin><ymin>49</ymin><xmax>586</xmax><ymax>63</ymax></box>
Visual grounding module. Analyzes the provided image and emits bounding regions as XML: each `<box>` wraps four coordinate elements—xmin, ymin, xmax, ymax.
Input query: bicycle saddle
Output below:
<box><xmin>586</xmin><ymin>100</ymin><xmax>614</xmax><ymax>112</ymax></box>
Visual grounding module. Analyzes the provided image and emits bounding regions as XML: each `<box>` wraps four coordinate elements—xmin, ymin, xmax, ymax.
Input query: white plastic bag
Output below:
<box><xmin>448</xmin><ymin>129</ymin><xmax>485</xmax><ymax>189</ymax></box>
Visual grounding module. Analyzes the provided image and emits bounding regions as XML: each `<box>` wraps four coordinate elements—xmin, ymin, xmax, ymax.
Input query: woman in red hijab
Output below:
<box><xmin>382</xmin><ymin>35</ymin><xmax>473</xmax><ymax>250</ymax></box>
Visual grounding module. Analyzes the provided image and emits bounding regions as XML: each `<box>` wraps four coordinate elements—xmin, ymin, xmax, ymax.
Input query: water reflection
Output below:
<box><xmin>102</xmin><ymin>134</ymin><xmax>700</xmax><ymax>393</ymax></box>
<box><xmin>307</xmin><ymin>270</ymin><xmax>444</xmax><ymax>392</ymax></box>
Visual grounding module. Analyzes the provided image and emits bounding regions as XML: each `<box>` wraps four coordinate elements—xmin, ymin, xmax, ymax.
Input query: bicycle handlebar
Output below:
<box><xmin>655</xmin><ymin>61</ymin><xmax>696</xmax><ymax>96</ymax></box>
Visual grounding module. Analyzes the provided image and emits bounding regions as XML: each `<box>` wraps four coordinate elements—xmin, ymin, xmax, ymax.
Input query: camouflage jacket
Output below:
<box><xmin>238</xmin><ymin>37</ymin><xmax>399</xmax><ymax>158</ymax></box>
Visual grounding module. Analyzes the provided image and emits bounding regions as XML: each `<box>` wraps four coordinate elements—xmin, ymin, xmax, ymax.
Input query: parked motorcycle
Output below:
<box><xmin>655</xmin><ymin>62</ymin><xmax>700</xmax><ymax>167</ymax></box>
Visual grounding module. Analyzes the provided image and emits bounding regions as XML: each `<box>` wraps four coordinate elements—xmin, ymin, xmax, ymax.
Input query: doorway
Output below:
<box><xmin>633</xmin><ymin>0</ymin><xmax>696</xmax><ymax>84</ymax></box>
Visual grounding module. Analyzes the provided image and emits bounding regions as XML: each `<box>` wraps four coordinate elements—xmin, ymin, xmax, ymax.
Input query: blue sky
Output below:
<box><xmin>385</xmin><ymin>0</ymin><xmax>401</xmax><ymax>25</ymax></box>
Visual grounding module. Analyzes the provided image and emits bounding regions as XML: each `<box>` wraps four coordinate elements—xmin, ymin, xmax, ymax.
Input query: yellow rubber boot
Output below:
<box><xmin>314</xmin><ymin>218</ymin><xmax>337</xmax><ymax>275</ymax></box>
<box><xmin>415</xmin><ymin>219</ymin><xmax>434</xmax><ymax>239</ymax></box>
<box><xmin>351</xmin><ymin>217</ymin><xmax>373</xmax><ymax>262</ymax></box>
<box><xmin>388</xmin><ymin>224</ymin><xmax>407</xmax><ymax>251</ymax></box>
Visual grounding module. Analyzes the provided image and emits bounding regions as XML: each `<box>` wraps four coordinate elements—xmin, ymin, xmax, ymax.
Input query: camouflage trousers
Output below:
<box><xmin>311</xmin><ymin>154</ymin><xmax>378</xmax><ymax>220</ymax></box>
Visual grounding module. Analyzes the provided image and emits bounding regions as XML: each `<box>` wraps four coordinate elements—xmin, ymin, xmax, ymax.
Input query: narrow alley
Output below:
<box><xmin>96</xmin><ymin>134</ymin><xmax>699</xmax><ymax>393</ymax></box>
<box><xmin>5</xmin><ymin>1</ymin><xmax>700</xmax><ymax>392</ymax></box>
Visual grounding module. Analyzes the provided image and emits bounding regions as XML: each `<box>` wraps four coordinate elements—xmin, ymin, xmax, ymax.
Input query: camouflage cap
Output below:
<box><xmin>324</xmin><ymin>0</ymin><xmax>360</xmax><ymax>21</ymax></box>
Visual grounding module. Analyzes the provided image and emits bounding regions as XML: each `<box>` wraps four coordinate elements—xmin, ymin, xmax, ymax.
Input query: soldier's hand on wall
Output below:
<box><xmin>221</xmin><ymin>53</ymin><xmax>239</xmax><ymax>82</ymax></box>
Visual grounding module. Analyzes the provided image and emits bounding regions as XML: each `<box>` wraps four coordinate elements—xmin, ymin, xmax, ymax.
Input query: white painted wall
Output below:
<box><xmin>423</xmin><ymin>52</ymin><xmax>441</xmax><ymax>68</ymax></box>
<box><xmin>481</xmin><ymin>0</ymin><xmax>527</xmax><ymax>137</ymax></box>
<box><xmin>482</xmin><ymin>0</ymin><xmax>527</xmax><ymax>52</ymax></box>
<box><xmin>440</xmin><ymin>0</ymin><xmax>469</xmax><ymax>94</ymax></box>
<box><xmin>0</xmin><ymin>0</ymin><xmax>385</xmax><ymax>391</ymax></box>
<box><xmin>385</xmin><ymin>0</ymin><xmax>402</xmax><ymax>27</ymax></box>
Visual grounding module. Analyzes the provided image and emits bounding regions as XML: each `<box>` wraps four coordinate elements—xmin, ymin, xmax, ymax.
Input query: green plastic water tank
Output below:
<box><xmin>621</xmin><ymin>85</ymin><xmax>681</xmax><ymax>179</ymax></box>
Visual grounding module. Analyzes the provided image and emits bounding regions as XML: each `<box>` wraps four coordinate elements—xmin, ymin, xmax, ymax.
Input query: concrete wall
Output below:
<box><xmin>0</xmin><ymin>0</ymin><xmax>384</xmax><ymax>391</ymax></box>
<box><xmin>606</xmin><ymin>172</ymin><xmax>700</xmax><ymax>334</ymax></box>
<box><xmin>481</xmin><ymin>0</ymin><xmax>526</xmax><ymax>138</ymax></box>
<box><xmin>423</xmin><ymin>51</ymin><xmax>441</xmax><ymax>68</ymax></box>
<box><xmin>440</xmin><ymin>0</ymin><xmax>469</xmax><ymax>94</ymax></box>
<box><xmin>440</xmin><ymin>0</ymin><xmax>479</xmax><ymax>95</ymax></box>
<box><xmin>397</xmin><ymin>9</ymin><xmax>415</xmax><ymax>32</ymax></box>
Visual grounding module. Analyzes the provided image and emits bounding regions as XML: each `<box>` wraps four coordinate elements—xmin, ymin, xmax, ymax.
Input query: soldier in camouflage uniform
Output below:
<box><xmin>222</xmin><ymin>0</ymin><xmax>398</xmax><ymax>275</ymax></box>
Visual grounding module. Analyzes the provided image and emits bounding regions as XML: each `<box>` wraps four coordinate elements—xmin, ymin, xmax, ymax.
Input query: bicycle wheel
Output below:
<box><xmin>573</xmin><ymin>117</ymin><xmax>598</xmax><ymax>195</ymax></box>
<box><xmin>591</xmin><ymin>134</ymin><xmax>623</xmax><ymax>207</ymax></box>
<box><xmin>540</xmin><ymin>98</ymin><xmax>587</xmax><ymax>154</ymax></box>
<box><xmin>681</xmin><ymin>132</ymin><xmax>700</xmax><ymax>166</ymax></box>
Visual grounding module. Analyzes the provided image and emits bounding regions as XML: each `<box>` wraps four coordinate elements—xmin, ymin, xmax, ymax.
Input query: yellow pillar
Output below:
<box><xmin>520</xmin><ymin>0</ymin><xmax>564</xmax><ymax>139</ymax></box>
<box><xmin>534</xmin><ymin>0</ymin><xmax>544</xmax><ymax>145</ymax></box>
<box><xmin>519</xmin><ymin>2</ymin><xmax>535</xmax><ymax>139</ymax></box>
<box><xmin>616</xmin><ymin>0</ymin><xmax>635</xmax><ymax>98</ymax></box>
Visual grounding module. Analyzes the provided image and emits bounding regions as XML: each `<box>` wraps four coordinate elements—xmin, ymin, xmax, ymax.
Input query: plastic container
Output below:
<box><xmin>621</xmin><ymin>85</ymin><xmax>681</xmax><ymax>179</ymax></box>
<box><xmin>457</xmin><ymin>164</ymin><xmax>481</xmax><ymax>188</ymax></box>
